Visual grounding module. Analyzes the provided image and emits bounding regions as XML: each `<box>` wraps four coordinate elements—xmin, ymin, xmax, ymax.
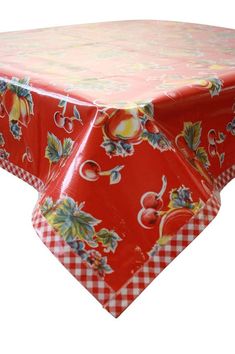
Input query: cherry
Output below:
<box><xmin>64</xmin><ymin>117</ymin><xmax>74</xmax><ymax>133</ymax></box>
<box><xmin>141</xmin><ymin>192</ymin><xmax>163</xmax><ymax>210</ymax></box>
<box><xmin>54</xmin><ymin>111</ymin><xmax>65</xmax><ymax>128</ymax></box>
<box><xmin>26</xmin><ymin>147</ymin><xmax>33</xmax><ymax>162</ymax></box>
<box><xmin>145</xmin><ymin>119</ymin><xmax>159</xmax><ymax>134</ymax></box>
<box><xmin>208</xmin><ymin>129</ymin><xmax>217</xmax><ymax>144</ymax></box>
<box><xmin>208</xmin><ymin>143</ymin><xmax>217</xmax><ymax>157</ymax></box>
<box><xmin>138</xmin><ymin>208</ymin><xmax>159</xmax><ymax>229</ymax></box>
<box><xmin>79</xmin><ymin>160</ymin><xmax>101</xmax><ymax>181</ymax></box>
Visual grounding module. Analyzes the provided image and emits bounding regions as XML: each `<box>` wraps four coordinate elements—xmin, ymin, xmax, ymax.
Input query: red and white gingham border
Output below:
<box><xmin>1</xmin><ymin>158</ymin><xmax>235</xmax><ymax>317</ymax></box>
<box><xmin>215</xmin><ymin>164</ymin><xmax>235</xmax><ymax>192</ymax></box>
<box><xmin>0</xmin><ymin>158</ymin><xmax>44</xmax><ymax>192</ymax></box>
<box><xmin>104</xmin><ymin>194</ymin><xmax>221</xmax><ymax>316</ymax></box>
<box><xmin>32</xmin><ymin>206</ymin><xmax>115</xmax><ymax>305</ymax></box>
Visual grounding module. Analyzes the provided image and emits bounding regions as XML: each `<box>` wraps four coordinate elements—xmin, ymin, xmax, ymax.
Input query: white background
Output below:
<box><xmin>0</xmin><ymin>1</ymin><xmax>235</xmax><ymax>353</ymax></box>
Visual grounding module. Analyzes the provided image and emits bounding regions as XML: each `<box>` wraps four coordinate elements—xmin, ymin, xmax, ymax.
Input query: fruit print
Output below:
<box><xmin>175</xmin><ymin>121</ymin><xmax>212</xmax><ymax>184</ymax></box>
<box><xmin>227</xmin><ymin>117</ymin><xmax>235</xmax><ymax>136</ymax></box>
<box><xmin>138</xmin><ymin>179</ymin><xmax>203</xmax><ymax>251</ymax></box>
<box><xmin>158</xmin><ymin>207</ymin><xmax>194</xmax><ymax>244</ymax></box>
<box><xmin>79</xmin><ymin>159</ymin><xmax>124</xmax><ymax>185</ymax></box>
<box><xmin>95</xmin><ymin>103</ymin><xmax>173</xmax><ymax>157</ymax></box>
<box><xmin>22</xmin><ymin>147</ymin><xmax>33</xmax><ymax>163</ymax></box>
<box><xmin>0</xmin><ymin>77</ymin><xmax>34</xmax><ymax>140</ymax></box>
<box><xmin>192</xmin><ymin>77</ymin><xmax>223</xmax><ymax>97</ymax></box>
<box><xmin>140</xmin><ymin>175</ymin><xmax>167</xmax><ymax>209</ymax></box>
<box><xmin>0</xmin><ymin>148</ymin><xmax>9</xmax><ymax>159</ymax></box>
<box><xmin>138</xmin><ymin>208</ymin><xmax>160</xmax><ymax>229</ymax></box>
<box><xmin>53</xmin><ymin>99</ymin><xmax>83</xmax><ymax>133</ymax></box>
<box><xmin>207</xmin><ymin>129</ymin><xmax>225</xmax><ymax>167</ymax></box>
<box><xmin>138</xmin><ymin>175</ymin><xmax>167</xmax><ymax>229</ymax></box>
<box><xmin>104</xmin><ymin>109</ymin><xmax>143</xmax><ymax>142</ymax></box>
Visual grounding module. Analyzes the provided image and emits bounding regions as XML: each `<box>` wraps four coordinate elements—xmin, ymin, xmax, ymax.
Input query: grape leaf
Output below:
<box><xmin>62</xmin><ymin>138</ymin><xmax>74</xmax><ymax>157</ymax></box>
<box><xmin>96</xmin><ymin>228</ymin><xmax>121</xmax><ymax>253</ymax></box>
<box><xmin>41</xmin><ymin>197</ymin><xmax>54</xmax><ymax>216</ymax></box>
<box><xmin>196</xmin><ymin>146</ymin><xmax>210</xmax><ymax>168</ymax></box>
<box><xmin>58</xmin><ymin>99</ymin><xmax>67</xmax><ymax>108</ymax></box>
<box><xmin>49</xmin><ymin>197</ymin><xmax>100</xmax><ymax>245</ymax></box>
<box><xmin>182</xmin><ymin>121</ymin><xmax>202</xmax><ymax>150</ymax></box>
<box><xmin>45</xmin><ymin>132</ymin><xmax>63</xmax><ymax>163</ymax></box>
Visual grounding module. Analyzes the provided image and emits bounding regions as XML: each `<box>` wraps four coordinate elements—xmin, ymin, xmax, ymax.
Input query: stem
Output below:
<box><xmin>62</xmin><ymin>97</ymin><xmax>68</xmax><ymax>116</ymax></box>
<box><xmin>157</xmin><ymin>175</ymin><xmax>167</xmax><ymax>198</ymax></box>
<box><xmin>46</xmin><ymin>162</ymin><xmax>52</xmax><ymax>182</ymax></box>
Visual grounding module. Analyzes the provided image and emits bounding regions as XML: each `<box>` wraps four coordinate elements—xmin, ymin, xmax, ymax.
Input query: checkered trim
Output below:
<box><xmin>1</xmin><ymin>157</ymin><xmax>235</xmax><ymax>317</ymax></box>
<box><xmin>0</xmin><ymin>158</ymin><xmax>44</xmax><ymax>191</ymax></box>
<box><xmin>104</xmin><ymin>194</ymin><xmax>221</xmax><ymax>316</ymax></box>
<box><xmin>215</xmin><ymin>165</ymin><xmax>235</xmax><ymax>191</ymax></box>
<box><xmin>32</xmin><ymin>206</ymin><xmax>114</xmax><ymax>305</ymax></box>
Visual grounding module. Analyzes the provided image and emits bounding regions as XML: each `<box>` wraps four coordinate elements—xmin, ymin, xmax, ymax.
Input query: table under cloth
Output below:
<box><xmin>0</xmin><ymin>20</ymin><xmax>235</xmax><ymax>317</ymax></box>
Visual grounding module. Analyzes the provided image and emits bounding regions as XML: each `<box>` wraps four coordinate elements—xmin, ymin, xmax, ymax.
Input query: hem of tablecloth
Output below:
<box><xmin>103</xmin><ymin>165</ymin><xmax>235</xmax><ymax>317</ymax></box>
<box><xmin>0</xmin><ymin>157</ymin><xmax>44</xmax><ymax>192</ymax></box>
<box><xmin>1</xmin><ymin>157</ymin><xmax>235</xmax><ymax>317</ymax></box>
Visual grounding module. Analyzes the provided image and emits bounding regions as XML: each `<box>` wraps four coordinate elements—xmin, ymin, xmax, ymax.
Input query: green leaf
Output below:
<box><xmin>73</xmin><ymin>106</ymin><xmax>80</xmax><ymax>119</ymax></box>
<box><xmin>196</xmin><ymin>147</ymin><xmax>210</xmax><ymax>168</ymax></box>
<box><xmin>208</xmin><ymin>77</ymin><xmax>223</xmax><ymax>97</ymax></box>
<box><xmin>45</xmin><ymin>132</ymin><xmax>63</xmax><ymax>163</ymax></box>
<box><xmin>182</xmin><ymin>121</ymin><xmax>202</xmax><ymax>150</ymax></box>
<box><xmin>58</xmin><ymin>99</ymin><xmax>67</xmax><ymax>108</ymax></box>
<box><xmin>157</xmin><ymin>236</ymin><xmax>172</xmax><ymax>246</ymax></box>
<box><xmin>49</xmin><ymin>197</ymin><xmax>100</xmax><ymax>245</ymax></box>
<box><xmin>41</xmin><ymin>197</ymin><xmax>54</xmax><ymax>216</ymax></box>
<box><xmin>96</xmin><ymin>228</ymin><xmax>121</xmax><ymax>253</ymax></box>
<box><xmin>74</xmin><ymin>210</ymin><xmax>101</xmax><ymax>227</ymax></box>
<box><xmin>142</xmin><ymin>130</ymin><xmax>172</xmax><ymax>151</ymax></box>
<box><xmin>25</xmin><ymin>92</ymin><xmax>34</xmax><ymax>115</ymax></box>
<box><xmin>219</xmin><ymin>152</ymin><xmax>225</xmax><ymax>165</ymax></box>
<box><xmin>62</xmin><ymin>138</ymin><xmax>74</xmax><ymax>157</ymax></box>
<box><xmin>139</xmin><ymin>102</ymin><xmax>154</xmax><ymax>118</ymax></box>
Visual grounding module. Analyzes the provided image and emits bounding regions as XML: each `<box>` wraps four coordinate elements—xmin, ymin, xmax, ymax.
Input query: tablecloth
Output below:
<box><xmin>0</xmin><ymin>20</ymin><xmax>235</xmax><ymax>317</ymax></box>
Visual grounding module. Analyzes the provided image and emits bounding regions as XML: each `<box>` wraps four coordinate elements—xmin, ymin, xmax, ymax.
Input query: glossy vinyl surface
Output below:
<box><xmin>0</xmin><ymin>20</ymin><xmax>235</xmax><ymax>316</ymax></box>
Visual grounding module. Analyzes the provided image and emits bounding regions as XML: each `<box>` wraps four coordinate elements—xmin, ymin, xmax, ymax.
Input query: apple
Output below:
<box><xmin>104</xmin><ymin>109</ymin><xmax>143</xmax><ymax>142</ymax></box>
<box><xmin>138</xmin><ymin>208</ymin><xmax>160</xmax><ymax>229</ymax></box>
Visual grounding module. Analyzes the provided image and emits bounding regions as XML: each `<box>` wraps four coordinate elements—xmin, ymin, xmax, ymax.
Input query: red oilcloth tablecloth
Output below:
<box><xmin>0</xmin><ymin>20</ymin><xmax>235</xmax><ymax>317</ymax></box>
